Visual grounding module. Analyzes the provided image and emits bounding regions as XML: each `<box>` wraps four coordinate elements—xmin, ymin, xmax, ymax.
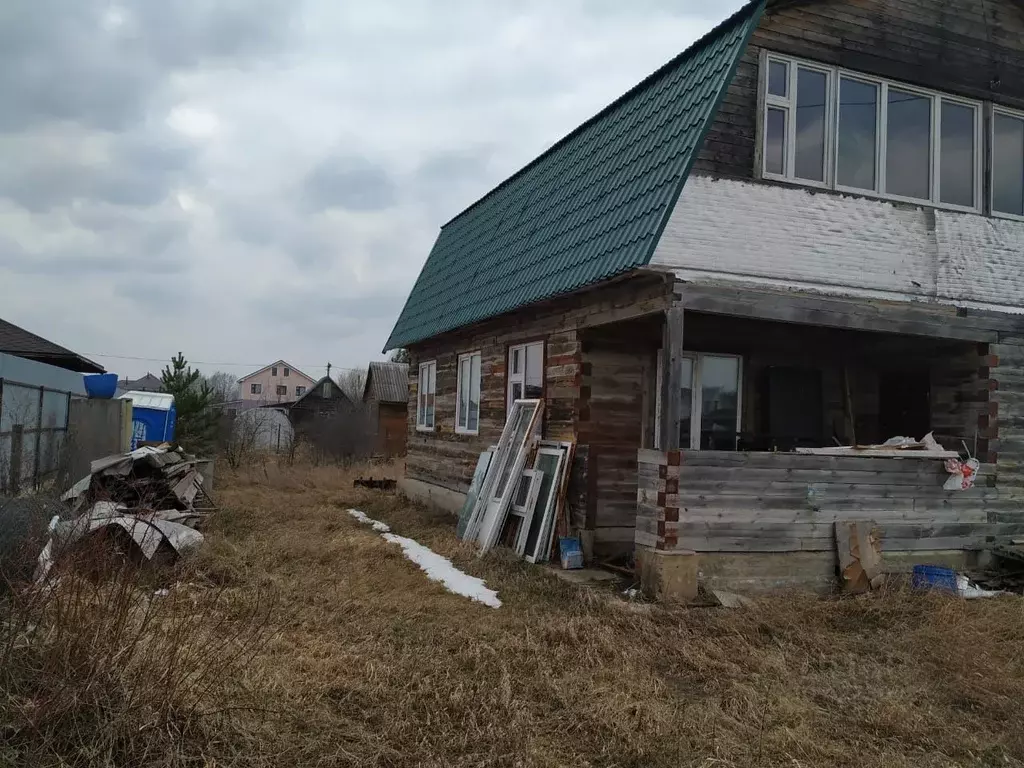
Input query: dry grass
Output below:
<box><xmin>8</xmin><ymin>459</ymin><xmax>1024</xmax><ymax>766</ymax></box>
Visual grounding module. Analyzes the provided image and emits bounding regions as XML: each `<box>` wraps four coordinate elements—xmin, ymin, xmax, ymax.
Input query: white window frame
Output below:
<box><xmin>760</xmin><ymin>51</ymin><xmax>983</xmax><ymax>214</ymax></box>
<box><xmin>657</xmin><ymin>352</ymin><xmax>743</xmax><ymax>451</ymax></box>
<box><xmin>991</xmin><ymin>105</ymin><xmax>1024</xmax><ymax>222</ymax></box>
<box><xmin>507</xmin><ymin>341</ymin><xmax>544</xmax><ymax>416</ymax></box>
<box><xmin>455</xmin><ymin>351</ymin><xmax>482</xmax><ymax>435</ymax></box>
<box><xmin>416</xmin><ymin>360</ymin><xmax>436</xmax><ymax>431</ymax></box>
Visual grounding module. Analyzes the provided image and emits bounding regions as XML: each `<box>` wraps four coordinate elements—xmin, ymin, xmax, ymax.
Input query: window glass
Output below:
<box><xmin>277</xmin><ymin>385</ymin><xmax>287</xmax><ymax>396</ymax></box>
<box><xmin>886</xmin><ymin>88</ymin><xmax>932</xmax><ymax>200</ymax></box>
<box><xmin>993</xmin><ymin>113</ymin><xmax>1024</xmax><ymax>216</ymax></box>
<box><xmin>795</xmin><ymin>68</ymin><xmax>827</xmax><ymax>181</ymax></box>
<box><xmin>679</xmin><ymin>358</ymin><xmax>694</xmax><ymax>449</ymax></box>
<box><xmin>837</xmin><ymin>77</ymin><xmax>877</xmax><ymax>190</ymax></box>
<box><xmin>765</xmin><ymin>107</ymin><xmax>786</xmax><ymax>175</ymax></box>
<box><xmin>768</xmin><ymin>60</ymin><xmax>788</xmax><ymax>97</ymax></box>
<box><xmin>700</xmin><ymin>356</ymin><xmax>740</xmax><ymax>450</ymax></box>
<box><xmin>284</xmin><ymin>368</ymin><xmax>290</xmax><ymax>377</ymax></box>
<box><xmin>272</xmin><ymin>367</ymin><xmax>277</xmax><ymax>376</ymax></box>
<box><xmin>940</xmin><ymin>102</ymin><xmax>975</xmax><ymax>207</ymax></box>
<box><xmin>296</xmin><ymin>386</ymin><xmax>305</xmax><ymax>396</ymax></box>
<box><xmin>469</xmin><ymin>354</ymin><xmax>481</xmax><ymax>432</ymax></box>
<box><xmin>511</xmin><ymin>349</ymin><xmax>521</xmax><ymax>376</ymax></box>
<box><xmin>525</xmin><ymin>343</ymin><xmax>543</xmax><ymax>399</ymax></box>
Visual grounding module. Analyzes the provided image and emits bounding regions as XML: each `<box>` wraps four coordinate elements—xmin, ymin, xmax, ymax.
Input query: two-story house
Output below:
<box><xmin>385</xmin><ymin>0</ymin><xmax>1024</xmax><ymax>592</ymax></box>
<box><xmin>237</xmin><ymin>360</ymin><xmax>316</xmax><ymax>403</ymax></box>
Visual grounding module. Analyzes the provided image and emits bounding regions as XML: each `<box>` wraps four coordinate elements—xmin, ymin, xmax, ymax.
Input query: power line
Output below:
<box><xmin>80</xmin><ymin>351</ymin><xmax>372</xmax><ymax>373</ymax></box>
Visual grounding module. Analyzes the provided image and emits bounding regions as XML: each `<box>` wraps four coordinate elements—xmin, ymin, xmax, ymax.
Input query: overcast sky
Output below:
<box><xmin>0</xmin><ymin>1</ymin><xmax>741</xmax><ymax>381</ymax></box>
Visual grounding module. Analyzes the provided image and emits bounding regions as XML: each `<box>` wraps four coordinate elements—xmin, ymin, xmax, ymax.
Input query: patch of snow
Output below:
<box><xmin>347</xmin><ymin>509</ymin><xmax>501</xmax><ymax>608</ymax></box>
<box><xmin>347</xmin><ymin>508</ymin><xmax>390</xmax><ymax>532</ymax></box>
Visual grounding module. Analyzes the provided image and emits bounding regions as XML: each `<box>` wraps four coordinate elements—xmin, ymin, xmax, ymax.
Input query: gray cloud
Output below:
<box><xmin>302</xmin><ymin>156</ymin><xmax>398</xmax><ymax>213</ymax></box>
<box><xmin>0</xmin><ymin>0</ymin><xmax>742</xmax><ymax>378</ymax></box>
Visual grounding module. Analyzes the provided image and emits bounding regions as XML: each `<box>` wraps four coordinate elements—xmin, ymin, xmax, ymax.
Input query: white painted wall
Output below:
<box><xmin>649</xmin><ymin>176</ymin><xmax>1024</xmax><ymax>313</ymax></box>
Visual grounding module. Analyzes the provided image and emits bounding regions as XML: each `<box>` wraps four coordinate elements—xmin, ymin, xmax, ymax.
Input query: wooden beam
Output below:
<box><xmin>660</xmin><ymin>305</ymin><xmax>684</xmax><ymax>450</ymax></box>
<box><xmin>674</xmin><ymin>282</ymin><xmax>1020</xmax><ymax>342</ymax></box>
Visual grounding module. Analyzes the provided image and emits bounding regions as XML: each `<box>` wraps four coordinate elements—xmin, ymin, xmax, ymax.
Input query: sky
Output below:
<box><xmin>0</xmin><ymin>0</ymin><xmax>742</xmax><ymax>381</ymax></box>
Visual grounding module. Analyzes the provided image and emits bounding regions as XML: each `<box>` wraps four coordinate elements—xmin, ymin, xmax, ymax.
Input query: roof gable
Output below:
<box><xmin>292</xmin><ymin>376</ymin><xmax>354</xmax><ymax>408</ymax></box>
<box><xmin>363</xmin><ymin>361</ymin><xmax>409</xmax><ymax>403</ymax></box>
<box><xmin>237</xmin><ymin>360</ymin><xmax>312</xmax><ymax>382</ymax></box>
<box><xmin>384</xmin><ymin>1</ymin><xmax>765</xmax><ymax>350</ymax></box>
<box><xmin>0</xmin><ymin>317</ymin><xmax>103</xmax><ymax>373</ymax></box>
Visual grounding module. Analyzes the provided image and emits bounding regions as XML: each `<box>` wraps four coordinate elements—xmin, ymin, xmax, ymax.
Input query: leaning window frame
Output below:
<box><xmin>455</xmin><ymin>351</ymin><xmax>482</xmax><ymax>436</ymax></box>
<box><xmin>416</xmin><ymin>360</ymin><xmax>436</xmax><ymax>432</ymax></box>
<box><xmin>990</xmin><ymin>104</ymin><xmax>1024</xmax><ymax>222</ymax></box>
<box><xmin>760</xmin><ymin>51</ymin><xmax>983</xmax><ymax>214</ymax></box>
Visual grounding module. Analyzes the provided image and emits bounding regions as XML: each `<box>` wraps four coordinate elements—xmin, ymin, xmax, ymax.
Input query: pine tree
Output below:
<box><xmin>161</xmin><ymin>352</ymin><xmax>218</xmax><ymax>454</ymax></box>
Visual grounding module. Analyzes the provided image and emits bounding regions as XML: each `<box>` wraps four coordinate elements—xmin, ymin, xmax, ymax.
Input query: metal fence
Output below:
<box><xmin>0</xmin><ymin>378</ymin><xmax>72</xmax><ymax>494</ymax></box>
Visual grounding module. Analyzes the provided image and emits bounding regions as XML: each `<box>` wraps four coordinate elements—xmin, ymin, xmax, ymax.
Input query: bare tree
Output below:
<box><xmin>389</xmin><ymin>349</ymin><xmax>410</xmax><ymax>364</ymax></box>
<box><xmin>203</xmin><ymin>371</ymin><xmax>240</xmax><ymax>404</ymax></box>
<box><xmin>336</xmin><ymin>367</ymin><xmax>367</xmax><ymax>402</ymax></box>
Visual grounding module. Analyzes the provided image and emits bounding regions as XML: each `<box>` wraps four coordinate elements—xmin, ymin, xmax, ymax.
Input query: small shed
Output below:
<box><xmin>363</xmin><ymin>362</ymin><xmax>408</xmax><ymax>458</ymax></box>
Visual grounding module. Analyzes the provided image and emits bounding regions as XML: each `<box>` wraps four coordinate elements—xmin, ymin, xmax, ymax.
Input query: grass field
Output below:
<box><xmin>5</xmin><ymin>460</ymin><xmax>1024</xmax><ymax>767</ymax></box>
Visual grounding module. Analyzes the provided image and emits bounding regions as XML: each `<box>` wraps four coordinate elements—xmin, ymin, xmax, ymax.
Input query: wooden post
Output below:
<box><xmin>660</xmin><ymin>305</ymin><xmax>685</xmax><ymax>450</ymax></box>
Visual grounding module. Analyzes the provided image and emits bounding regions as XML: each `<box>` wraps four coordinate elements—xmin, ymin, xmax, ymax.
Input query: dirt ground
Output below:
<box><xmin>183</xmin><ymin>461</ymin><xmax>1024</xmax><ymax>768</ymax></box>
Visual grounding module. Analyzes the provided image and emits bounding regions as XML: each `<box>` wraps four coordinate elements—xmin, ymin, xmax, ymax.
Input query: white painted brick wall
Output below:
<box><xmin>650</xmin><ymin>176</ymin><xmax>1024</xmax><ymax>312</ymax></box>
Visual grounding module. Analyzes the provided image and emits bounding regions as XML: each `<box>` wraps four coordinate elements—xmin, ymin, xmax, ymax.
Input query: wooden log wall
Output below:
<box><xmin>578</xmin><ymin>318</ymin><xmax>661</xmax><ymax>555</ymax></box>
<box><xmin>637</xmin><ymin>449</ymin><xmax>1024</xmax><ymax>560</ymax></box>
<box><xmin>992</xmin><ymin>338</ymin><xmax>1024</xmax><ymax>497</ymax></box>
<box><xmin>405</xmin><ymin>276</ymin><xmax>672</xmax><ymax>495</ymax></box>
<box><xmin>695</xmin><ymin>0</ymin><xmax>1024</xmax><ymax>179</ymax></box>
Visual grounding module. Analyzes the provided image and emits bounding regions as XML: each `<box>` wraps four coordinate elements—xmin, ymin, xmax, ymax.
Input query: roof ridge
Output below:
<box><xmin>439</xmin><ymin>0</ymin><xmax>763</xmax><ymax>229</ymax></box>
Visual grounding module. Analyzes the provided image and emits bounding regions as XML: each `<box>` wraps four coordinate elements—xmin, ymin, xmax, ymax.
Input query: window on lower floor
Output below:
<box><xmin>507</xmin><ymin>341</ymin><xmax>543</xmax><ymax>414</ymax></box>
<box><xmin>456</xmin><ymin>352</ymin><xmax>482</xmax><ymax>434</ymax></box>
<box><xmin>658</xmin><ymin>352</ymin><xmax>743</xmax><ymax>450</ymax></box>
<box><xmin>250</xmin><ymin>383</ymin><xmax>262</xmax><ymax>395</ymax></box>
<box><xmin>417</xmin><ymin>360</ymin><xmax>436</xmax><ymax>430</ymax></box>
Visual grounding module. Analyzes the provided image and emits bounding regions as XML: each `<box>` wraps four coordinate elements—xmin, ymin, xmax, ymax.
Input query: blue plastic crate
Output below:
<box><xmin>911</xmin><ymin>565</ymin><xmax>958</xmax><ymax>593</ymax></box>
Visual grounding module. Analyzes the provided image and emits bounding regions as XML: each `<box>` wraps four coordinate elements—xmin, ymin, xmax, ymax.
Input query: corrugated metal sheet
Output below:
<box><xmin>365</xmin><ymin>362</ymin><xmax>409</xmax><ymax>404</ymax></box>
<box><xmin>384</xmin><ymin>1</ymin><xmax>765</xmax><ymax>350</ymax></box>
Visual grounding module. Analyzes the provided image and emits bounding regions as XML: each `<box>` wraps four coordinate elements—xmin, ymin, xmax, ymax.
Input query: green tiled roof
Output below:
<box><xmin>384</xmin><ymin>1</ymin><xmax>765</xmax><ymax>351</ymax></box>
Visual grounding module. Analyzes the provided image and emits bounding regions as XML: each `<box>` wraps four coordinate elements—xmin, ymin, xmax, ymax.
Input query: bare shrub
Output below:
<box><xmin>0</xmin><ymin>534</ymin><xmax>278</xmax><ymax>767</ymax></box>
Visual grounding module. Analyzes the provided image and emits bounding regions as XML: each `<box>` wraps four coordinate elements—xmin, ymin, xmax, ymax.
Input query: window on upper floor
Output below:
<box><xmin>993</xmin><ymin>109</ymin><xmax>1024</xmax><ymax>219</ymax></box>
<box><xmin>284</xmin><ymin>367</ymin><xmax>290</xmax><ymax>377</ymax></box>
<box><xmin>761</xmin><ymin>53</ymin><xmax>982</xmax><ymax>212</ymax></box>
<box><xmin>271</xmin><ymin>366</ymin><xmax>278</xmax><ymax>376</ymax></box>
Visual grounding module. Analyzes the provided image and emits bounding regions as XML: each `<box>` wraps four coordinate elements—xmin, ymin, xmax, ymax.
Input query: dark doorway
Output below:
<box><xmin>879</xmin><ymin>370</ymin><xmax>931</xmax><ymax>439</ymax></box>
<box><xmin>760</xmin><ymin>366</ymin><xmax>824</xmax><ymax>451</ymax></box>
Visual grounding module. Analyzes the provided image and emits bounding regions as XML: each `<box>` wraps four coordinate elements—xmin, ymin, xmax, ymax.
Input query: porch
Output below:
<box><xmin>577</xmin><ymin>281</ymin><xmax>1023</xmax><ymax>586</ymax></box>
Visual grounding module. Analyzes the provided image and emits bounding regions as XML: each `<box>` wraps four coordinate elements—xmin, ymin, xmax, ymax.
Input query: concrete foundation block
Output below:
<box><xmin>397</xmin><ymin>476</ymin><xmax>467</xmax><ymax>516</ymax></box>
<box><xmin>637</xmin><ymin>547</ymin><xmax>699</xmax><ymax>603</ymax></box>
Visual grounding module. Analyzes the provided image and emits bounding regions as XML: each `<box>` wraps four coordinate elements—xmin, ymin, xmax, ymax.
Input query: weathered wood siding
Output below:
<box><xmin>695</xmin><ymin>0</ymin><xmax>1024</xmax><ymax>178</ymax></box>
<box><xmin>578</xmin><ymin>319</ymin><xmax>661</xmax><ymax>555</ymax></box>
<box><xmin>992</xmin><ymin>338</ymin><xmax>1024</xmax><ymax>496</ymax></box>
<box><xmin>405</xmin><ymin>277</ymin><xmax>672</xmax><ymax>495</ymax></box>
<box><xmin>638</xmin><ymin>448</ymin><xmax>1024</xmax><ymax>589</ymax></box>
<box><xmin>377</xmin><ymin>402</ymin><xmax>408</xmax><ymax>458</ymax></box>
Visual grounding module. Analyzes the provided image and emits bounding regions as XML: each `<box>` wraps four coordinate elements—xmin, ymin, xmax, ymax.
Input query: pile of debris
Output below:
<box><xmin>36</xmin><ymin>444</ymin><xmax>214</xmax><ymax>581</ymax></box>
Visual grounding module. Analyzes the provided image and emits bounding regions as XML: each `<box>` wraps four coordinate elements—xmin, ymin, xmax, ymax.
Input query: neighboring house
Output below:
<box><xmin>237</xmin><ymin>360</ymin><xmax>315</xmax><ymax>403</ymax></box>
<box><xmin>363</xmin><ymin>361</ymin><xmax>409</xmax><ymax>458</ymax></box>
<box><xmin>288</xmin><ymin>376</ymin><xmax>355</xmax><ymax>427</ymax></box>
<box><xmin>116</xmin><ymin>373</ymin><xmax>164</xmax><ymax>395</ymax></box>
<box><xmin>384</xmin><ymin>0</ymin><xmax>1024</xmax><ymax>592</ymax></box>
<box><xmin>0</xmin><ymin>318</ymin><xmax>103</xmax><ymax>374</ymax></box>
